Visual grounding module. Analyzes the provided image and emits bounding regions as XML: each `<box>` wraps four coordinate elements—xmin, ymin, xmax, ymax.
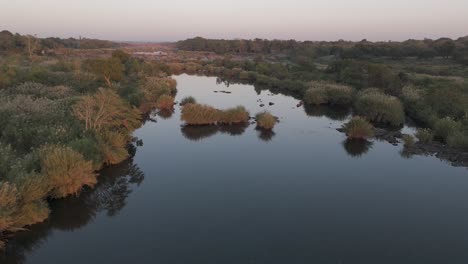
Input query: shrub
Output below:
<box><xmin>219</xmin><ymin>106</ymin><xmax>250</xmax><ymax>125</ymax></box>
<box><xmin>0</xmin><ymin>181</ymin><xmax>50</xmax><ymax>233</ymax></box>
<box><xmin>139</xmin><ymin>77</ymin><xmax>177</xmax><ymax>112</ymax></box>
<box><xmin>402</xmin><ymin>134</ymin><xmax>415</xmax><ymax>147</ymax></box>
<box><xmin>68</xmin><ymin>137</ymin><xmax>103</xmax><ymax>170</ymax></box>
<box><xmin>433</xmin><ymin>117</ymin><xmax>462</xmax><ymax>142</ymax></box>
<box><xmin>343</xmin><ymin>117</ymin><xmax>374</xmax><ymax>140</ymax></box>
<box><xmin>156</xmin><ymin>95</ymin><xmax>175</xmax><ymax>110</ymax></box>
<box><xmin>304</xmin><ymin>81</ymin><xmax>354</xmax><ymax>105</ymax></box>
<box><xmin>8</xmin><ymin>82</ymin><xmax>75</xmax><ymax>99</ymax></box>
<box><xmin>97</xmin><ymin>130</ymin><xmax>129</xmax><ymax>165</ymax></box>
<box><xmin>447</xmin><ymin>132</ymin><xmax>468</xmax><ymax>150</ymax></box>
<box><xmin>73</xmin><ymin>88</ymin><xmax>141</xmax><ymax>132</ymax></box>
<box><xmin>354</xmin><ymin>89</ymin><xmax>405</xmax><ymax>126</ymax></box>
<box><xmin>40</xmin><ymin>146</ymin><xmax>97</xmax><ymax>198</ymax></box>
<box><xmin>181</xmin><ymin>104</ymin><xmax>221</xmax><ymax>125</ymax></box>
<box><xmin>415</xmin><ymin>128</ymin><xmax>433</xmax><ymax>143</ymax></box>
<box><xmin>180</xmin><ymin>96</ymin><xmax>197</xmax><ymax>106</ymax></box>
<box><xmin>255</xmin><ymin>112</ymin><xmax>277</xmax><ymax>130</ymax></box>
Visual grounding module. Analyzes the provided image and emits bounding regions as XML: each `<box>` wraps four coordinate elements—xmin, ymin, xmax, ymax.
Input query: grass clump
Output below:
<box><xmin>415</xmin><ymin>128</ymin><xmax>433</xmax><ymax>143</ymax></box>
<box><xmin>40</xmin><ymin>145</ymin><xmax>97</xmax><ymax>199</ymax></box>
<box><xmin>402</xmin><ymin>134</ymin><xmax>415</xmax><ymax>147</ymax></box>
<box><xmin>343</xmin><ymin>116</ymin><xmax>374</xmax><ymax>140</ymax></box>
<box><xmin>304</xmin><ymin>81</ymin><xmax>354</xmax><ymax>105</ymax></box>
<box><xmin>219</xmin><ymin>106</ymin><xmax>250</xmax><ymax>125</ymax></box>
<box><xmin>181</xmin><ymin>103</ymin><xmax>221</xmax><ymax>125</ymax></box>
<box><xmin>156</xmin><ymin>95</ymin><xmax>175</xmax><ymax>110</ymax></box>
<box><xmin>255</xmin><ymin>112</ymin><xmax>277</xmax><ymax>130</ymax></box>
<box><xmin>354</xmin><ymin>89</ymin><xmax>405</xmax><ymax>127</ymax></box>
<box><xmin>433</xmin><ymin>117</ymin><xmax>462</xmax><ymax>142</ymax></box>
<box><xmin>447</xmin><ymin>132</ymin><xmax>468</xmax><ymax>150</ymax></box>
<box><xmin>180</xmin><ymin>96</ymin><xmax>197</xmax><ymax>106</ymax></box>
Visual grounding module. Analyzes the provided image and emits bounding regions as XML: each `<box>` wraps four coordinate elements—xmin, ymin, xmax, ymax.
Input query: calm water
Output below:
<box><xmin>2</xmin><ymin>74</ymin><xmax>468</xmax><ymax>264</ymax></box>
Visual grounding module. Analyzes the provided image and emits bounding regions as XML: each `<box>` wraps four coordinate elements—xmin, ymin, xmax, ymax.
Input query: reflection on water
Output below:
<box><xmin>156</xmin><ymin>109</ymin><xmax>174</xmax><ymax>120</ymax></box>
<box><xmin>181</xmin><ymin>123</ymin><xmax>249</xmax><ymax>141</ymax></box>
<box><xmin>0</xmin><ymin>158</ymin><xmax>144</xmax><ymax>264</ymax></box>
<box><xmin>257</xmin><ymin>128</ymin><xmax>276</xmax><ymax>142</ymax></box>
<box><xmin>342</xmin><ymin>139</ymin><xmax>373</xmax><ymax>158</ymax></box>
<box><xmin>303</xmin><ymin>104</ymin><xmax>351</xmax><ymax>121</ymax></box>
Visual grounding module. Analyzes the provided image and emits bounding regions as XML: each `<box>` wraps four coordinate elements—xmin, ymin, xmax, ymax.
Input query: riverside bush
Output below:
<box><xmin>354</xmin><ymin>89</ymin><xmax>405</xmax><ymax>126</ymax></box>
<box><xmin>304</xmin><ymin>81</ymin><xmax>354</xmax><ymax>105</ymax></box>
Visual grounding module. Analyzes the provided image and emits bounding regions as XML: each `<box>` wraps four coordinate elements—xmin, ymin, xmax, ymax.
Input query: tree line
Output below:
<box><xmin>177</xmin><ymin>36</ymin><xmax>468</xmax><ymax>64</ymax></box>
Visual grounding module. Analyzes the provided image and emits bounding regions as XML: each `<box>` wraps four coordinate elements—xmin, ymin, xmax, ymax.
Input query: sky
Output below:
<box><xmin>1</xmin><ymin>0</ymin><xmax>468</xmax><ymax>42</ymax></box>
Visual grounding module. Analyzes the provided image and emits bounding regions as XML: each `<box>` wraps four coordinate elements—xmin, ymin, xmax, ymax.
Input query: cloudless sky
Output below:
<box><xmin>1</xmin><ymin>0</ymin><xmax>467</xmax><ymax>41</ymax></box>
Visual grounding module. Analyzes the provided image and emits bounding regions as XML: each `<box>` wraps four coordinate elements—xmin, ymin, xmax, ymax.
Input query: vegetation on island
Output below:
<box><xmin>343</xmin><ymin>117</ymin><xmax>375</xmax><ymax>140</ymax></box>
<box><xmin>255</xmin><ymin>112</ymin><xmax>277</xmax><ymax>130</ymax></box>
<box><xmin>181</xmin><ymin>103</ymin><xmax>249</xmax><ymax>125</ymax></box>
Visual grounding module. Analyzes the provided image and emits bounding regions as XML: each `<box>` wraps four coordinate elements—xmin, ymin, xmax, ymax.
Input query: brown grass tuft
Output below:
<box><xmin>255</xmin><ymin>112</ymin><xmax>277</xmax><ymax>130</ymax></box>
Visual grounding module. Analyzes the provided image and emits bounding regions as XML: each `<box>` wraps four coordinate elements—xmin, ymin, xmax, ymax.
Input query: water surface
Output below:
<box><xmin>2</xmin><ymin>74</ymin><xmax>468</xmax><ymax>264</ymax></box>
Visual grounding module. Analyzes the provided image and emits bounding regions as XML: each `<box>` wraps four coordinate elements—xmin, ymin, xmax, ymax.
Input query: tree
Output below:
<box><xmin>25</xmin><ymin>34</ymin><xmax>40</xmax><ymax>59</ymax></box>
<box><xmin>82</xmin><ymin>58</ymin><xmax>124</xmax><ymax>87</ymax></box>
<box><xmin>72</xmin><ymin>88</ymin><xmax>141</xmax><ymax>132</ymax></box>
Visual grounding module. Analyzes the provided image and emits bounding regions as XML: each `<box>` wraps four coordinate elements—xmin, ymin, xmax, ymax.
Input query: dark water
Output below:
<box><xmin>2</xmin><ymin>74</ymin><xmax>468</xmax><ymax>264</ymax></box>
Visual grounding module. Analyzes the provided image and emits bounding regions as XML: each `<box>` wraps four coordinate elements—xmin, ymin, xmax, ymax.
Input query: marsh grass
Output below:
<box><xmin>355</xmin><ymin>89</ymin><xmax>405</xmax><ymax>126</ymax></box>
<box><xmin>402</xmin><ymin>134</ymin><xmax>415</xmax><ymax>147</ymax></box>
<box><xmin>344</xmin><ymin>117</ymin><xmax>375</xmax><ymax>140</ymax></box>
<box><xmin>434</xmin><ymin>117</ymin><xmax>461</xmax><ymax>142</ymax></box>
<box><xmin>255</xmin><ymin>112</ymin><xmax>277</xmax><ymax>130</ymax></box>
<box><xmin>415</xmin><ymin>128</ymin><xmax>433</xmax><ymax>143</ymax></box>
<box><xmin>218</xmin><ymin>106</ymin><xmax>249</xmax><ymax>125</ymax></box>
<box><xmin>181</xmin><ymin>104</ymin><xmax>249</xmax><ymax>125</ymax></box>
<box><xmin>304</xmin><ymin>81</ymin><xmax>354</xmax><ymax>105</ymax></box>
<box><xmin>181</xmin><ymin>103</ymin><xmax>221</xmax><ymax>125</ymax></box>
<box><xmin>156</xmin><ymin>95</ymin><xmax>175</xmax><ymax>110</ymax></box>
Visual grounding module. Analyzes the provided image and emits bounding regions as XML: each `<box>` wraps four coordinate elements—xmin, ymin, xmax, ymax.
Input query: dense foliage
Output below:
<box><xmin>0</xmin><ymin>48</ymin><xmax>176</xmax><ymax>247</ymax></box>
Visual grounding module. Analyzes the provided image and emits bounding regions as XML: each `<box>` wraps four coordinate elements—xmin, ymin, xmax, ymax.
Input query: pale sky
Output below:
<box><xmin>1</xmin><ymin>0</ymin><xmax>467</xmax><ymax>42</ymax></box>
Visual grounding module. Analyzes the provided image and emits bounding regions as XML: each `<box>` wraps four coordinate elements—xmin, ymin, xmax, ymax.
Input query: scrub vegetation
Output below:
<box><xmin>1</xmin><ymin>30</ymin><xmax>468</xmax><ymax>248</ymax></box>
<box><xmin>0</xmin><ymin>35</ymin><xmax>178</xmax><ymax>247</ymax></box>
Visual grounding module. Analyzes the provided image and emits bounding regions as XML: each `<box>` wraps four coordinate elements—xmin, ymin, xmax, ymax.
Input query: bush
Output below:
<box><xmin>8</xmin><ymin>82</ymin><xmax>75</xmax><ymax>99</ymax></box>
<box><xmin>73</xmin><ymin>88</ymin><xmax>141</xmax><ymax>133</ymax></box>
<box><xmin>343</xmin><ymin>116</ymin><xmax>374</xmax><ymax>139</ymax></box>
<box><xmin>402</xmin><ymin>134</ymin><xmax>415</xmax><ymax>147</ymax></box>
<box><xmin>219</xmin><ymin>106</ymin><xmax>250</xmax><ymax>125</ymax></box>
<box><xmin>304</xmin><ymin>81</ymin><xmax>354</xmax><ymax>105</ymax></box>
<box><xmin>181</xmin><ymin>104</ymin><xmax>221</xmax><ymax>125</ymax></box>
<box><xmin>156</xmin><ymin>95</ymin><xmax>175</xmax><ymax>110</ymax></box>
<box><xmin>415</xmin><ymin>128</ymin><xmax>433</xmax><ymax>143</ymax></box>
<box><xmin>180</xmin><ymin>96</ymin><xmax>197</xmax><ymax>106</ymax></box>
<box><xmin>255</xmin><ymin>112</ymin><xmax>277</xmax><ymax>130</ymax></box>
<box><xmin>1</xmin><ymin>180</ymin><xmax>49</xmax><ymax>234</ymax></box>
<box><xmin>68</xmin><ymin>137</ymin><xmax>103</xmax><ymax>170</ymax></box>
<box><xmin>97</xmin><ymin>130</ymin><xmax>129</xmax><ymax>165</ymax></box>
<box><xmin>40</xmin><ymin>145</ymin><xmax>97</xmax><ymax>198</ymax></box>
<box><xmin>433</xmin><ymin>117</ymin><xmax>461</xmax><ymax>142</ymax></box>
<box><xmin>447</xmin><ymin>132</ymin><xmax>468</xmax><ymax>150</ymax></box>
<box><xmin>139</xmin><ymin>77</ymin><xmax>177</xmax><ymax>112</ymax></box>
<box><xmin>354</xmin><ymin>89</ymin><xmax>405</xmax><ymax>126</ymax></box>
